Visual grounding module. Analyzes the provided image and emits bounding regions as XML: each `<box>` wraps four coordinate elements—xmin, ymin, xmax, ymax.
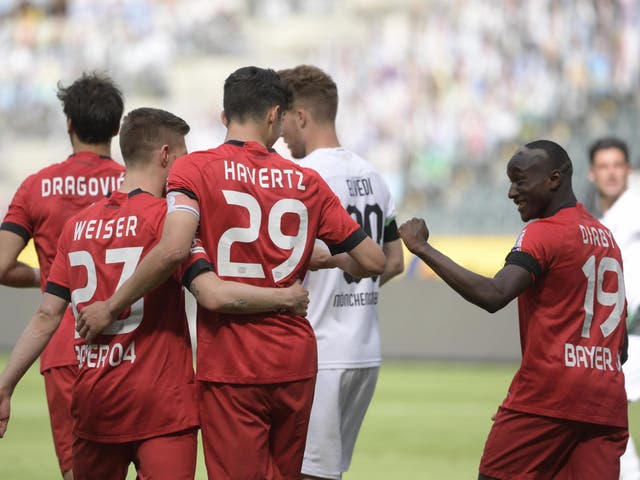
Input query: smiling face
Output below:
<box><xmin>507</xmin><ymin>147</ymin><xmax>558</xmax><ymax>222</ymax></box>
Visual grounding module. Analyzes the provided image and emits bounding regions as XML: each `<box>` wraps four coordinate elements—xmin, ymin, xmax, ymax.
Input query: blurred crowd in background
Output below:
<box><xmin>1</xmin><ymin>0</ymin><xmax>639</xmax><ymax>233</ymax></box>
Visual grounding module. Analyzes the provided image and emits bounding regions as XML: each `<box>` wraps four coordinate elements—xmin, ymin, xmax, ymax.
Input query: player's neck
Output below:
<box><xmin>118</xmin><ymin>171</ymin><xmax>164</xmax><ymax>198</ymax></box>
<box><xmin>225</xmin><ymin>123</ymin><xmax>272</xmax><ymax>149</ymax></box>
<box><xmin>305</xmin><ymin>127</ymin><xmax>340</xmax><ymax>155</ymax></box>
<box><xmin>71</xmin><ymin>139</ymin><xmax>112</xmax><ymax>158</ymax></box>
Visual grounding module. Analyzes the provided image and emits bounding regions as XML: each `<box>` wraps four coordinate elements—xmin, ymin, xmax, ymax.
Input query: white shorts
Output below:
<box><xmin>302</xmin><ymin>367</ymin><xmax>379</xmax><ymax>479</ymax></box>
<box><xmin>625</xmin><ymin>335</ymin><xmax>640</xmax><ymax>402</ymax></box>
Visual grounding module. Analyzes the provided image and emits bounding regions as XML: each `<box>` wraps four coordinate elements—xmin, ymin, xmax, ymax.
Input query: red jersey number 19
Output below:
<box><xmin>581</xmin><ymin>255</ymin><xmax>625</xmax><ymax>339</ymax></box>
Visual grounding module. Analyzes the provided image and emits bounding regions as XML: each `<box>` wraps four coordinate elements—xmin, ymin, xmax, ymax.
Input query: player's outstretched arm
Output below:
<box><xmin>311</xmin><ymin>237</ymin><xmax>386</xmax><ymax>278</ymax></box>
<box><xmin>0</xmin><ymin>231</ymin><xmax>38</xmax><ymax>288</ymax></box>
<box><xmin>379</xmin><ymin>238</ymin><xmax>404</xmax><ymax>287</ymax></box>
<box><xmin>189</xmin><ymin>274</ymin><xmax>309</xmax><ymax>316</ymax></box>
<box><xmin>399</xmin><ymin>218</ymin><xmax>532</xmax><ymax>313</ymax></box>
<box><xmin>0</xmin><ymin>262</ymin><xmax>39</xmax><ymax>288</ymax></box>
<box><xmin>0</xmin><ymin>293</ymin><xmax>67</xmax><ymax>438</ymax></box>
<box><xmin>346</xmin><ymin>236</ymin><xmax>386</xmax><ymax>276</ymax></box>
<box><xmin>76</xmin><ymin>210</ymin><xmax>198</xmax><ymax>342</ymax></box>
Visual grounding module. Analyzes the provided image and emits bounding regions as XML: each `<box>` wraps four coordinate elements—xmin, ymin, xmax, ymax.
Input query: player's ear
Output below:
<box><xmin>220</xmin><ymin>110</ymin><xmax>229</xmax><ymax>127</ymax></box>
<box><xmin>160</xmin><ymin>145</ymin><xmax>170</xmax><ymax>168</ymax></box>
<box><xmin>66</xmin><ymin>118</ymin><xmax>73</xmax><ymax>134</ymax></box>
<box><xmin>297</xmin><ymin>108</ymin><xmax>307</xmax><ymax>129</ymax></box>
<box><xmin>266</xmin><ymin>104</ymin><xmax>281</xmax><ymax>126</ymax></box>
<box><xmin>548</xmin><ymin>169</ymin><xmax>562</xmax><ymax>190</ymax></box>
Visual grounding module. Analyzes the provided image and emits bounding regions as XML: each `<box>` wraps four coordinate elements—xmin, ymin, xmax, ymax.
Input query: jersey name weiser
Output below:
<box><xmin>167</xmin><ymin>140</ymin><xmax>367</xmax><ymax>384</ymax></box>
<box><xmin>503</xmin><ymin>203</ymin><xmax>627</xmax><ymax>427</ymax></box>
<box><xmin>46</xmin><ymin>191</ymin><xmax>204</xmax><ymax>442</ymax></box>
<box><xmin>0</xmin><ymin>152</ymin><xmax>125</xmax><ymax>372</ymax></box>
<box><xmin>299</xmin><ymin>147</ymin><xmax>398</xmax><ymax>369</ymax></box>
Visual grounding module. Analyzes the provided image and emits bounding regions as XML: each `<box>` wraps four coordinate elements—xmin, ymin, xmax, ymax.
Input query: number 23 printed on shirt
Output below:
<box><xmin>217</xmin><ymin>190</ymin><xmax>308</xmax><ymax>282</ymax></box>
<box><xmin>69</xmin><ymin>246</ymin><xmax>145</xmax><ymax>336</ymax></box>
<box><xmin>581</xmin><ymin>255</ymin><xmax>625</xmax><ymax>338</ymax></box>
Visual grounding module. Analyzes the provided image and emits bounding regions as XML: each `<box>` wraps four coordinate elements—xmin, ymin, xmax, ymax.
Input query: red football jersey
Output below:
<box><xmin>167</xmin><ymin>140</ymin><xmax>367</xmax><ymax>384</ymax></box>
<box><xmin>1</xmin><ymin>152</ymin><xmax>125</xmax><ymax>372</ymax></box>
<box><xmin>502</xmin><ymin>203</ymin><xmax>627</xmax><ymax>427</ymax></box>
<box><xmin>46</xmin><ymin>190</ymin><xmax>208</xmax><ymax>442</ymax></box>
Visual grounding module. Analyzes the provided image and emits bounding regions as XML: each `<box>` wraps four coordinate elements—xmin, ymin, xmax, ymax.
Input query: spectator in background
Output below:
<box><xmin>587</xmin><ymin>137</ymin><xmax>640</xmax><ymax>480</ymax></box>
<box><xmin>279</xmin><ymin>64</ymin><xmax>404</xmax><ymax>480</ymax></box>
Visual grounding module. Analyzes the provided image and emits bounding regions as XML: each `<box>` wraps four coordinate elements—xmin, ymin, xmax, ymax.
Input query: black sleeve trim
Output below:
<box><xmin>383</xmin><ymin>220</ymin><xmax>399</xmax><ymax>243</ymax></box>
<box><xmin>329</xmin><ymin>227</ymin><xmax>368</xmax><ymax>255</ymax></box>
<box><xmin>45</xmin><ymin>281</ymin><xmax>71</xmax><ymax>302</ymax></box>
<box><xmin>505</xmin><ymin>251</ymin><xmax>541</xmax><ymax>280</ymax></box>
<box><xmin>0</xmin><ymin>222</ymin><xmax>31</xmax><ymax>242</ymax></box>
<box><xmin>168</xmin><ymin>188</ymin><xmax>198</xmax><ymax>201</ymax></box>
<box><xmin>182</xmin><ymin>258</ymin><xmax>214</xmax><ymax>288</ymax></box>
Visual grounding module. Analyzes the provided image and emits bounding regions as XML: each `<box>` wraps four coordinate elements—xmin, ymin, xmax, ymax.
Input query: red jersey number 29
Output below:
<box><xmin>68</xmin><ymin>247</ymin><xmax>145</xmax><ymax>336</ymax></box>
<box><xmin>581</xmin><ymin>255</ymin><xmax>625</xmax><ymax>338</ymax></box>
<box><xmin>217</xmin><ymin>190</ymin><xmax>309</xmax><ymax>282</ymax></box>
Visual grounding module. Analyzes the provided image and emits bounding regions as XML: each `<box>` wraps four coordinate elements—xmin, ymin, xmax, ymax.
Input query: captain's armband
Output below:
<box><xmin>166</xmin><ymin>191</ymin><xmax>200</xmax><ymax>219</ymax></box>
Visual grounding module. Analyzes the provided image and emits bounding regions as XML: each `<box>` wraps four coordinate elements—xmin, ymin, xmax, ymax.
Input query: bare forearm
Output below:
<box><xmin>379</xmin><ymin>240</ymin><xmax>404</xmax><ymax>287</ymax></box>
<box><xmin>379</xmin><ymin>264</ymin><xmax>402</xmax><ymax>287</ymax></box>
<box><xmin>410</xmin><ymin>243</ymin><xmax>507</xmax><ymax>312</ymax></box>
<box><xmin>0</xmin><ymin>311</ymin><xmax>60</xmax><ymax>392</ymax></box>
<box><xmin>0</xmin><ymin>263</ymin><xmax>39</xmax><ymax>288</ymax></box>
<box><xmin>331</xmin><ymin>253</ymin><xmax>380</xmax><ymax>279</ymax></box>
<box><xmin>191</xmin><ymin>278</ymin><xmax>291</xmax><ymax>313</ymax></box>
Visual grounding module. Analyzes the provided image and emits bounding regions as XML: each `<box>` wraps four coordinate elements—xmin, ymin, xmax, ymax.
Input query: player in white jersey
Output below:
<box><xmin>279</xmin><ymin>65</ymin><xmax>404</xmax><ymax>480</ymax></box>
<box><xmin>587</xmin><ymin>137</ymin><xmax>640</xmax><ymax>480</ymax></box>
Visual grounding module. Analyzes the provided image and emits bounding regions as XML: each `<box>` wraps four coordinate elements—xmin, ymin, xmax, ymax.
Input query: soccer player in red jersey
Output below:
<box><xmin>0</xmin><ymin>107</ymin><xmax>310</xmax><ymax>479</ymax></box>
<box><xmin>0</xmin><ymin>73</ymin><xmax>125</xmax><ymax>479</ymax></box>
<box><xmin>400</xmin><ymin>140</ymin><xmax>628</xmax><ymax>479</ymax></box>
<box><xmin>76</xmin><ymin>66</ymin><xmax>386</xmax><ymax>479</ymax></box>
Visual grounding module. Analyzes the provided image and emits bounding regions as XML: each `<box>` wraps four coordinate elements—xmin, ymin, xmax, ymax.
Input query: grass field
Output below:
<box><xmin>1</xmin><ymin>357</ymin><xmax>638</xmax><ymax>479</ymax></box>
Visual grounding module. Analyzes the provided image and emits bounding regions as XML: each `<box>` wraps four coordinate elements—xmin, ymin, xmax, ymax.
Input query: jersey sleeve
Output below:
<box><xmin>314</xmin><ymin>173</ymin><xmax>367</xmax><ymax>254</ymax></box>
<box><xmin>504</xmin><ymin>222</ymin><xmax>552</xmax><ymax>281</ymax></box>
<box><xmin>0</xmin><ymin>175</ymin><xmax>36</xmax><ymax>242</ymax></box>
<box><xmin>44</xmin><ymin>223</ymin><xmax>71</xmax><ymax>302</ymax></box>
<box><xmin>380</xmin><ymin>178</ymin><xmax>400</xmax><ymax>243</ymax></box>
<box><xmin>167</xmin><ymin>155</ymin><xmax>201</xmax><ymax>201</ymax></box>
<box><xmin>176</xmin><ymin>236</ymin><xmax>214</xmax><ymax>288</ymax></box>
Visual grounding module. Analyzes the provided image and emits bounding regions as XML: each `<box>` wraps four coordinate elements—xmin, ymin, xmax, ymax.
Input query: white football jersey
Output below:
<box><xmin>300</xmin><ymin>147</ymin><xmax>398</xmax><ymax>368</ymax></box>
<box><xmin>600</xmin><ymin>187</ymin><xmax>640</xmax><ymax>315</ymax></box>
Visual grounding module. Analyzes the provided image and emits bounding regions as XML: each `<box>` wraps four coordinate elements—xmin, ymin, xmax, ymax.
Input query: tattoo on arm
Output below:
<box><xmin>221</xmin><ymin>299</ymin><xmax>250</xmax><ymax>312</ymax></box>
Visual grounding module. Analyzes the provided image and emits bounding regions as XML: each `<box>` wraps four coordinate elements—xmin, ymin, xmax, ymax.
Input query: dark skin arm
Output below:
<box><xmin>399</xmin><ymin>218</ymin><xmax>532</xmax><ymax>312</ymax></box>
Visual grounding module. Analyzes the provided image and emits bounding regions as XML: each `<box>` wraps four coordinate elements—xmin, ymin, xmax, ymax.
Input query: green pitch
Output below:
<box><xmin>1</xmin><ymin>357</ymin><xmax>638</xmax><ymax>479</ymax></box>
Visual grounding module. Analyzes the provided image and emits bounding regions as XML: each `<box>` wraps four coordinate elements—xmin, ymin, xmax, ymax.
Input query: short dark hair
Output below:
<box><xmin>588</xmin><ymin>137</ymin><xmax>629</xmax><ymax>165</ymax></box>
<box><xmin>57</xmin><ymin>72</ymin><xmax>124</xmax><ymax>144</ymax></box>
<box><xmin>278</xmin><ymin>65</ymin><xmax>338</xmax><ymax>123</ymax></box>
<box><xmin>119</xmin><ymin>108</ymin><xmax>190</xmax><ymax>166</ymax></box>
<box><xmin>525</xmin><ymin>139</ymin><xmax>573</xmax><ymax>176</ymax></box>
<box><xmin>223</xmin><ymin>66</ymin><xmax>293</xmax><ymax>123</ymax></box>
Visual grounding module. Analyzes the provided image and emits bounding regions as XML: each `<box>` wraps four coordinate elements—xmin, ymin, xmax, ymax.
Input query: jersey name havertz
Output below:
<box><xmin>223</xmin><ymin>159</ymin><xmax>306</xmax><ymax>191</ymax></box>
